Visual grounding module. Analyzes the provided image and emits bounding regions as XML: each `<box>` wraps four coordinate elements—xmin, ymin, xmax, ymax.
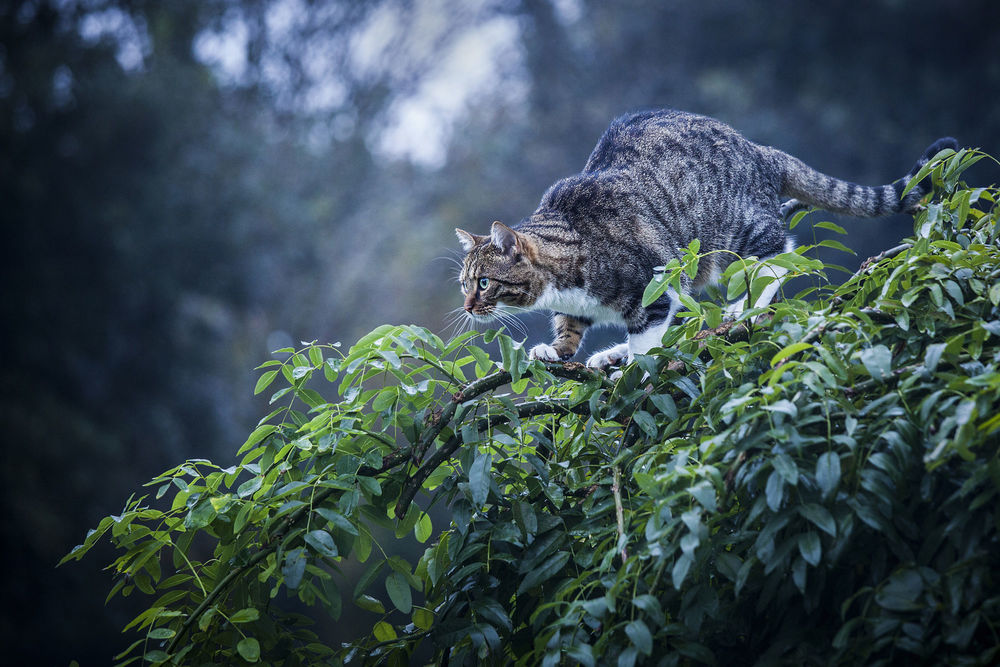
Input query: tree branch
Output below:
<box><xmin>395</xmin><ymin>396</ymin><xmax>592</xmax><ymax>518</ymax></box>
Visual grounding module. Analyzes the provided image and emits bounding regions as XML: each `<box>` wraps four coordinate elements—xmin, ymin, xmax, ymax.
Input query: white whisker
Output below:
<box><xmin>493</xmin><ymin>308</ymin><xmax>528</xmax><ymax>341</ymax></box>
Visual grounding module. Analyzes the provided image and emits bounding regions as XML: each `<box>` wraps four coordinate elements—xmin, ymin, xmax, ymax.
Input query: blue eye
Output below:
<box><xmin>479</xmin><ymin>277</ymin><xmax>490</xmax><ymax>290</ymax></box>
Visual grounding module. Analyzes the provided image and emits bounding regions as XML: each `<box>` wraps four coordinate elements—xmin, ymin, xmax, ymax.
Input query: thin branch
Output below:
<box><xmin>665</xmin><ymin>320</ymin><xmax>751</xmax><ymax>373</ymax></box>
<box><xmin>858</xmin><ymin>243</ymin><xmax>912</xmax><ymax>274</ymax></box>
<box><xmin>832</xmin><ymin>243</ymin><xmax>913</xmax><ymax>307</ymax></box>
<box><xmin>167</xmin><ymin>548</ymin><xmax>271</xmax><ymax>654</ymax></box>
<box><xmin>612</xmin><ymin>466</ymin><xmax>628</xmax><ymax>563</ymax></box>
<box><xmin>395</xmin><ymin>397</ymin><xmax>591</xmax><ymax>518</ymax></box>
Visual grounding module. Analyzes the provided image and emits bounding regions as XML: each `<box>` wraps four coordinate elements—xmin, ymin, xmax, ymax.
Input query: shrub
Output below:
<box><xmin>64</xmin><ymin>149</ymin><xmax>1000</xmax><ymax>665</ymax></box>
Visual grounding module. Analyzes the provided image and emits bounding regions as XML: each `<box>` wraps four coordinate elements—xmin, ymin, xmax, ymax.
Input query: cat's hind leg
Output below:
<box><xmin>585</xmin><ymin>343</ymin><xmax>630</xmax><ymax>369</ymax></box>
<box><xmin>627</xmin><ymin>318</ymin><xmax>674</xmax><ymax>359</ymax></box>
<box><xmin>586</xmin><ymin>288</ymin><xmax>681</xmax><ymax>369</ymax></box>
<box><xmin>724</xmin><ymin>237</ymin><xmax>796</xmax><ymax>320</ymax></box>
<box><xmin>780</xmin><ymin>198</ymin><xmax>809</xmax><ymax>219</ymax></box>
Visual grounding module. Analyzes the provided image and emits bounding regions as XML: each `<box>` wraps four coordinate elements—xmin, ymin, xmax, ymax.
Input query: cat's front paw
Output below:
<box><xmin>586</xmin><ymin>343</ymin><xmax>629</xmax><ymax>370</ymax></box>
<box><xmin>529</xmin><ymin>343</ymin><xmax>561</xmax><ymax>362</ymax></box>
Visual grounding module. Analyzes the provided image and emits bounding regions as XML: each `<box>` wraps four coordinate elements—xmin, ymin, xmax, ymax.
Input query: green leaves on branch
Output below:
<box><xmin>67</xmin><ymin>149</ymin><xmax>1000</xmax><ymax>665</ymax></box>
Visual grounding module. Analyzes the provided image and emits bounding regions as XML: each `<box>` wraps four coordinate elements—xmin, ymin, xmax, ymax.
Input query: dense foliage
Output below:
<box><xmin>9</xmin><ymin>1</ymin><xmax>1000</xmax><ymax>661</ymax></box>
<box><xmin>66</xmin><ymin>151</ymin><xmax>1000</xmax><ymax>664</ymax></box>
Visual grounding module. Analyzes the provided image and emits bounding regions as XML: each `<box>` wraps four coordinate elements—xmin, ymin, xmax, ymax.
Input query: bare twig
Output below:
<box><xmin>612</xmin><ymin>466</ymin><xmax>628</xmax><ymax>563</ymax></box>
<box><xmin>858</xmin><ymin>243</ymin><xmax>912</xmax><ymax>274</ymax></box>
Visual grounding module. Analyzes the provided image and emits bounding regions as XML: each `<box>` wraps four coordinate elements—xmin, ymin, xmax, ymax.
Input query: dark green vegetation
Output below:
<box><xmin>67</xmin><ymin>151</ymin><xmax>1000</xmax><ymax>664</ymax></box>
<box><xmin>6</xmin><ymin>1</ymin><xmax>1000</xmax><ymax>663</ymax></box>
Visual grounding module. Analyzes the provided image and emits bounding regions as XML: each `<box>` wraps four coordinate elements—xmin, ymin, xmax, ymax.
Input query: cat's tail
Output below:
<box><xmin>776</xmin><ymin>137</ymin><xmax>958</xmax><ymax>218</ymax></box>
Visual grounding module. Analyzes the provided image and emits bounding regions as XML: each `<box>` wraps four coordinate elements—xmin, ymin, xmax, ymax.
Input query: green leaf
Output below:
<box><xmin>385</xmin><ymin>571</ymin><xmax>413</xmax><ymax>614</ymax></box>
<box><xmin>772</xmin><ymin>453</ymin><xmax>799</xmax><ymax>485</ymax></box>
<box><xmin>765</xmin><ymin>470</ymin><xmax>784</xmax><ymax>511</ymax></box>
<box><xmin>282</xmin><ymin>548</ymin><xmax>307</xmax><ymax>590</ymax></box>
<box><xmin>924</xmin><ymin>343</ymin><xmax>946</xmax><ymax>373</ymax></box>
<box><xmin>353</xmin><ymin>561</ymin><xmax>386</xmax><ymax>599</ymax></box>
<box><xmin>355</xmin><ymin>594</ymin><xmax>385</xmax><ymax>614</ymax></box>
<box><xmin>498</xmin><ymin>335</ymin><xmax>524</xmax><ymax>382</ymax></box>
<box><xmin>315</xmin><ymin>508</ymin><xmax>359</xmax><ymax>536</ymax></box>
<box><xmin>642</xmin><ymin>273</ymin><xmax>672</xmax><ymax>308</ymax></box>
<box><xmin>254</xmin><ymin>370</ymin><xmax>279</xmax><ymax>395</ymax></box>
<box><xmin>672</xmin><ymin>552</ymin><xmax>693</xmax><ymax>590</ymax></box>
<box><xmin>860</xmin><ymin>345</ymin><xmax>893</xmax><ymax>381</ymax></box>
<box><xmin>517</xmin><ymin>551</ymin><xmax>570</xmax><ymax>594</ymax></box>
<box><xmin>469</xmin><ymin>450</ymin><xmax>492</xmax><ymax>507</ymax></box>
<box><xmin>798</xmin><ymin>532</ymin><xmax>822</xmax><ymax>566</ymax></box>
<box><xmin>816</xmin><ymin>452</ymin><xmax>841</xmax><ymax>498</ymax></box>
<box><xmin>357</xmin><ymin>476</ymin><xmax>382</xmax><ymax>497</ymax></box>
<box><xmin>625</xmin><ymin>619</ymin><xmax>653</xmax><ymax>656</ymax></box>
<box><xmin>876</xmin><ymin>569</ymin><xmax>924</xmax><ymax>611</ymax></box>
<box><xmin>147</xmin><ymin>628</ymin><xmax>175</xmax><ymax>640</ymax></box>
<box><xmin>304</xmin><ymin>529</ymin><xmax>338</xmax><ymax>559</ymax></box>
<box><xmin>689</xmin><ymin>480</ymin><xmax>717</xmax><ymax>513</ymax></box>
<box><xmin>771</xmin><ymin>342</ymin><xmax>813</xmax><ymax>366</ymax></box>
<box><xmin>372</xmin><ymin>387</ymin><xmax>398</xmax><ymax>412</ymax></box>
<box><xmin>989</xmin><ymin>282</ymin><xmax>1000</xmax><ymax>307</ymax></box>
<box><xmin>414</xmin><ymin>512</ymin><xmax>433</xmax><ymax>543</ymax></box>
<box><xmin>816</xmin><ymin>238</ymin><xmax>856</xmax><ymax>255</ymax></box>
<box><xmin>726</xmin><ymin>267</ymin><xmax>748</xmax><ymax>300</ymax></box>
<box><xmin>373</xmin><ymin>620</ymin><xmax>397</xmax><ymax>642</ymax></box>
<box><xmin>798</xmin><ymin>504</ymin><xmax>836</xmax><ymax>537</ymax></box>
<box><xmin>237</xmin><ymin>476</ymin><xmax>263</xmax><ymax>498</ymax></box>
<box><xmin>566</xmin><ymin>643</ymin><xmax>596</xmax><ymax>667</ymax></box>
<box><xmin>144</xmin><ymin>650</ymin><xmax>169</xmax><ymax>663</ymax></box>
<box><xmin>649</xmin><ymin>393</ymin><xmax>677</xmax><ymax>420</ymax></box>
<box><xmin>413</xmin><ymin>607</ymin><xmax>434</xmax><ymax>630</ymax></box>
<box><xmin>813</xmin><ymin>220</ymin><xmax>847</xmax><ymax>235</ymax></box>
<box><xmin>230</xmin><ymin>607</ymin><xmax>260</xmax><ymax>623</ymax></box>
<box><xmin>238</xmin><ymin>424</ymin><xmax>276</xmax><ymax>455</ymax></box>
<box><xmin>631</xmin><ymin>409</ymin><xmax>658</xmax><ymax>437</ymax></box>
<box><xmin>236</xmin><ymin>637</ymin><xmax>260</xmax><ymax>663</ymax></box>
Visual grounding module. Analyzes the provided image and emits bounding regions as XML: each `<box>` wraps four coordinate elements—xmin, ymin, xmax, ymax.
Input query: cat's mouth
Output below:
<box><xmin>466</xmin><ymin>306</ymin><xmax>497</xmax><ymax>322</ymax></box>
<box><xmin>462</xmin><ymin>303</ymin><xmax>528</xmax><ymax>339</ymax></box>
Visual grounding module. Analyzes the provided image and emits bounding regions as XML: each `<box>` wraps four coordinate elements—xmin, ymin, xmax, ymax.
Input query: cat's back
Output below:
<box><xmin>582</xmin><ymin>109</ymin><xmax>752</xmax><ymax>174</ymax></box>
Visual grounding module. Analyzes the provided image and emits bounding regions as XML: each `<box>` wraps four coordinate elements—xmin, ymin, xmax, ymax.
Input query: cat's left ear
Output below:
<box><xmin>490</xmin><ymin>221</ymin><xmax>522</xmax><ymax>258</ymax></box>
<box><xmin>455</xmin><ymin>228</ymin><xmax>487</xmax><ymax>252</ymax></box>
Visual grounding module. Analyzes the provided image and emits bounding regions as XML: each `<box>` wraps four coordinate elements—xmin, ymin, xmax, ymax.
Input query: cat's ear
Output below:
<box><xmin>490</xmin><ymin>221</ymin><xmax>521</xmax><ymax>257</ymax></box>
<box><xmin>455</xmin><ymin>228</ymin><xmax>486</xmax><ymax>252</ymax></box>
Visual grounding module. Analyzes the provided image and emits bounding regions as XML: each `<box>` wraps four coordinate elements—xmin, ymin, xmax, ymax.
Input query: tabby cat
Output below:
<box><xmin>456</xmin><ymin>109</ymin><xmax>956</xmax><ymax>369</ymax></box>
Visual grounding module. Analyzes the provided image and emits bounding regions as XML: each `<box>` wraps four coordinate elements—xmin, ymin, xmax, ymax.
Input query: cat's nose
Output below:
<box><xmin>464</xmin><ymin>295</ymin><xmax>476</xmax><ymax>312</ymax></box>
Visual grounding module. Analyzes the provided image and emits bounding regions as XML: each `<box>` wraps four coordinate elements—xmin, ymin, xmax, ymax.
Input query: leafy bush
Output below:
<box><xmin>65</xmin><ymin>149</ymin><xmax>1000</xmax><ymax>665</ymax></box>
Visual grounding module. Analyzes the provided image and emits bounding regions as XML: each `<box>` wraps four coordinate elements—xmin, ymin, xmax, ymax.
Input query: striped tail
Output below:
<box><xmin>778</xmin><ymin>137</ymin><xmax>958</xmax><ymax>218</ymax></box>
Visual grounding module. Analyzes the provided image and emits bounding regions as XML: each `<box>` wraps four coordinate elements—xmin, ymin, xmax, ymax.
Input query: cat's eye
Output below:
<box><xmin>478</xmin><ymin>277</ymin><xmax>490</xmax><ymax>290</ymax></box>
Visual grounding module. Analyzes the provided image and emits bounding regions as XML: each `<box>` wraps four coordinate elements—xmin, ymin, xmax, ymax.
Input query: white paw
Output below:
<box><xmin>586</xmin><ymin>343</ymin><xmax>629</xmax><ymax>369</ymax></box>
<box><xmin>529</xmin><ymin>343</ymin><xmax>561</xmax><ymax>362</ymax></box>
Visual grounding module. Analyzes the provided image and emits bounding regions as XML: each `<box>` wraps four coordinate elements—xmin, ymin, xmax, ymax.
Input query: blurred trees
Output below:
<box><xmin>1</xmin><ymin>0</ymin><xmax>997</xmax><ymax>662</ymax></box>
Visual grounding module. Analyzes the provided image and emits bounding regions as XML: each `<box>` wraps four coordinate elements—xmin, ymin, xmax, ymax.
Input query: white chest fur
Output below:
<box><xmin>534</xmin><ymin>285</ymin><xmax>625</xmax><ymax>325</ymax></box>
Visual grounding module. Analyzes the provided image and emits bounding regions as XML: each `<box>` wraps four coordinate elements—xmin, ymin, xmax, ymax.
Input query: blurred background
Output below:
<box><xmin>2</xmin><ymin>0</ymin><xmax>997</xmax><ymax>663</ymax></box>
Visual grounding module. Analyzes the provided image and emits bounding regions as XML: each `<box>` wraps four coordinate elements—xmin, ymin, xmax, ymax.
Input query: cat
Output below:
<box><xmin>455</xmin><ymin>108</ymin><xmax>956</xmax><ymax>369</ymax></box>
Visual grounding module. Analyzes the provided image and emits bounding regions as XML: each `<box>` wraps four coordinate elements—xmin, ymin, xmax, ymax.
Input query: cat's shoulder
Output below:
<box><xmin>604</xmin><ymin>108</ymin><xmax>724</xmax><ymax>133</ymax></box>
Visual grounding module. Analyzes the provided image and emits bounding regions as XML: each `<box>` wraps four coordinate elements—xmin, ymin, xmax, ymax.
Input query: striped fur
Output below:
<box><xmin>456</xmin><ymin>109</ymin><xmax>956</xmax><ymax>368</ymax></box>
<box><xmin>778</xmin><ymin>136</ymin><xmax>958</xmax><ymax>217</ymax></box>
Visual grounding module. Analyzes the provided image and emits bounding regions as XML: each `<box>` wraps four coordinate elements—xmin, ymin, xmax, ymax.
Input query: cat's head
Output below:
<box><xmin>455</xmin><ymin>221</ymin><xmax>547</xmax><ymax>320</ymax></box>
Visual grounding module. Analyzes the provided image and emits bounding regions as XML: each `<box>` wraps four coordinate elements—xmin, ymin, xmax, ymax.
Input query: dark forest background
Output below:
<box><xmin>2</xmin><ymin>0</ymin><xmax>998</xmax><ymax>663</ymax></box>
